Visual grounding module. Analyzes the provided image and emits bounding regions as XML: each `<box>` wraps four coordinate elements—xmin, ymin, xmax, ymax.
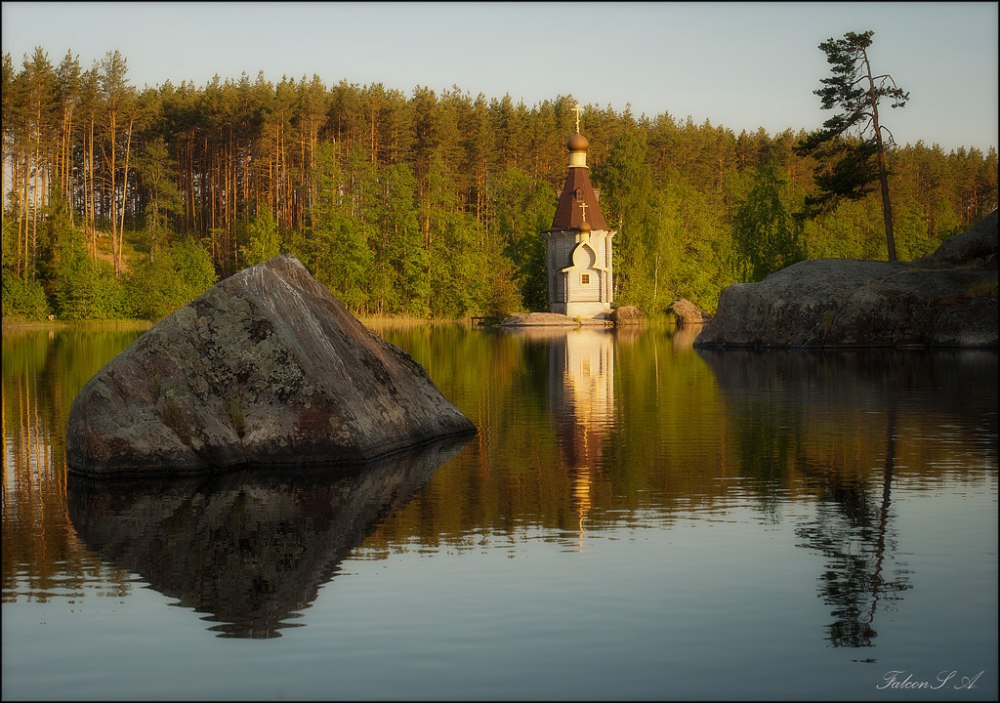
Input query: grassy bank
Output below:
<box><xmin>2</xmin><ymin>319</ymin><xmax>154</xmax><ymax>334</ymax></box>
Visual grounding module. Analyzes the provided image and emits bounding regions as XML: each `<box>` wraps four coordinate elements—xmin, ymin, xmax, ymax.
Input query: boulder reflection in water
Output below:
<box><xmin>67</xmin><ymin>436</ymin><xmax>470</xmax><ymax>638</ymax></box>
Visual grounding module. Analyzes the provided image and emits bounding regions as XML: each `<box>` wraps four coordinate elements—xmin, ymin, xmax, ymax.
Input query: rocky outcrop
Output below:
<box><xmin>668</xmin><ymin>298</ymin><xmax>710</xmax><ymax>326</ymax></box>
<box><xmin>918</xmin><ymin>210</ymin><xmax>998</xmax><ymax>269</ymax></box>
<box><xmin>609</xmin><ymin>305</ymin><xmax>645</xmax><ymax>325</ymax></box>
<box><xmin>695</xmin><ymin>210</ymin><xmax>998</xmax><ymax>349</ymax></box>
<box><xmin>66</xmin><ymin>255</ymin><xmax>475</xmax><ymax>477</ymax></box>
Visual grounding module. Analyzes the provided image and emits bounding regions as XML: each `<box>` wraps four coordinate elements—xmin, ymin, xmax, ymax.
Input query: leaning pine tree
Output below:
<box><xmin>795</xmin><ymin>30</ymin><xmax>909</xmax><ymax>261</ymax></box>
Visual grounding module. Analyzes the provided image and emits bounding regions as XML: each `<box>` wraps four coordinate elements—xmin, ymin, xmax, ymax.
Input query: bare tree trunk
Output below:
<box><xmin>874</xmin><ymin>132</ymin><xmax>896</xmax><ymax>261</ymax></box>
<box><xmin>65</xmin><ymin>104</ymin><xmax>75</xmax><ymax>226</ymax></box>
<box><xmin>20</xmin><ymin>151</ymin><xmax>29</xmax><ymax>278</ymax></box>
<box><xmin>117</xmin><ymin>115</ymin><xmax>134</xmax><ymax>276</ymax></box>
<box><xmin>87</xmin><ymin>115</ymin><xmax>96</xmax><ymax>257</ymax></box>
<box><xmin>31</xmin><ymin>103</ymin><xmax>41</xmax><ymax>279</ymax></box>
<box><xmin>1</xmin><ymin>125</ymin><xmax>6</xmax><ymax>242</ymax></box>
<box><xmin>14</xmin><ymin>156</ymin><xmax>24</xmax><ymax>277</ymax></box>
<box><xmin>108</xmin><ymin>107</ymin><xmax>119</xmax><ymax>277</ymax></box>
<box><xmin>864</xmin><ymin>48</ymin><xmax>897</xmax><ymax>262</ymax></box>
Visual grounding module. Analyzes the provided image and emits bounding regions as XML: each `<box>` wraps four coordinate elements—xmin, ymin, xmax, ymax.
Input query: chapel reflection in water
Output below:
<box><xmin>502</xmin><ymin>327</ymin><xmax>616</xmax><ymax>550</ymax></box>
<box><xmin>9</xmin><ymin>327</ymin><xmax>996</xmax><ymax>650</ymax></box>
<box><xmin>66</xmin><ymin>437</ymin><xmax>469</xmax><ymax>638</ymax></box>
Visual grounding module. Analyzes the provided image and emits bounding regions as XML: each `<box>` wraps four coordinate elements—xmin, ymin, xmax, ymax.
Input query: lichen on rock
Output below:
<box><xmin>66</xmin><ymin>255</ymin><xmax>476</xmax><ymax>477</ymax></box>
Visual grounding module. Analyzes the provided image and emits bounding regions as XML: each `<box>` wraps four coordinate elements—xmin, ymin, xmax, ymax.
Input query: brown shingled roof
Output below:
<box><xmin>549</xmin><ymin>166</ymin><xmax>608</xmax><ymax>231</ymax></box>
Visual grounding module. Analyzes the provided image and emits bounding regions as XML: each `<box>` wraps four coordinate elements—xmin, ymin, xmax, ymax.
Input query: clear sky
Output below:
<box><xmin>2</xmin><ymin>1</ymin><xmax>997</xmax><ymax>153</ymax></box>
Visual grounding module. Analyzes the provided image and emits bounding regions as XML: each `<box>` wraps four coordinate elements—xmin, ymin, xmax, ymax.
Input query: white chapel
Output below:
<box><xmin>544</xmin><ymin>110</ymin><xmax>616</xmax><ymax>318</ymax></box>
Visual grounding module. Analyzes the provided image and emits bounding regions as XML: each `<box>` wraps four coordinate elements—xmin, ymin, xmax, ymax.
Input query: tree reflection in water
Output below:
<box><xmin>695</xmin><ymin>349</ymin><xmax>995</xmax><ymax>650</ymax></box>
<box><xmin>795</xmin><ymin>404</ymin><xmax>910</xmax><ymax>648</ymax></box>
<box><xmin>10</xmin><ymin>327</ymin><xmax>995</xmax><ymax>655</ymax></box>
<box><xmin>66</xmin><ymin>437</ymin><xmax>470</xmax><ymax>638</ymax></box>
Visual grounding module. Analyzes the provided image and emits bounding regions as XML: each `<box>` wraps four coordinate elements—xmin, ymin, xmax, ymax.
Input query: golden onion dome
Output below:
<box><xmin>578</xmin><ymin>221</ymin><xmax>592</xmax><ymax>233</ymax></box>
<box><xmin>567</xmin><ymin>132</ymin><xmax>589</xmax><ymax>152</ymax></box>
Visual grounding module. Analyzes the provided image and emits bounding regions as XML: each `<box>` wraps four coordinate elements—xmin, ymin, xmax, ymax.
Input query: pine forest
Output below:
<box><xmin>3</xmin><ymin>48</ymin><xmax>997</xmax><ymax>322</ymax></box>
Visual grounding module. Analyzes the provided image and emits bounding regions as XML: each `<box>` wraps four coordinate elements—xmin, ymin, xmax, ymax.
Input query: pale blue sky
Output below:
<box><xmin>2</xmin><ymin>1</ymin><xmax>997</xmax><ymax>153</ymax></box>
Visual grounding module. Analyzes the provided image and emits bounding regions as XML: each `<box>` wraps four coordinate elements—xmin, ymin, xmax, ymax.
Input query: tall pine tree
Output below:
<box><xmin>796</xmin><ymin>31</ymin><xmax>909</xmax><ymax>261</ymax></box>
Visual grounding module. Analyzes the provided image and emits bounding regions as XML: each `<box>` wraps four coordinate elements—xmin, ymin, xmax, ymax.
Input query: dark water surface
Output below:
<box><xmin>2</xmin><ymin>323</ymin><xmax>997</xmax><ymax>700</ymax></box>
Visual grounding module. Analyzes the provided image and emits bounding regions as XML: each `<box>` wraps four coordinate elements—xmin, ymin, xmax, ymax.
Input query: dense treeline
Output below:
<box><xmin>3</xmin><ymin>47</ymin><xmax>997</xmax><ymax>321</ymax></box>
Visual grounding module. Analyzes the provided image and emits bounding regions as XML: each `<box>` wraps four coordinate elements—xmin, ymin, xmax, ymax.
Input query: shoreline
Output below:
<box><xmin>2</xmin><ymin>319</ymin><xmax>154</xmax><ymax>333</ymax></box>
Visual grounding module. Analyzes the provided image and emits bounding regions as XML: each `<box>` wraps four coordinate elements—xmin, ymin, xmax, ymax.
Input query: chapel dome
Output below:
<box><xmin>567</xmin><ymin>133</ymin><xmax>589</xmax><ymax>152</ymax></box>
<box><xmin>578</xmin><ymin>221</ymin><xmax>592</xmax><ymax>233</ymax></box>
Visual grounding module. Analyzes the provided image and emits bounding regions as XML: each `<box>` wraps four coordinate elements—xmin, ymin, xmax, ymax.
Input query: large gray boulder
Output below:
<box><xmin>66</xmin><ymin>255</ymin><xmax>475</xmax><ymax>476</ymax></box>
<box><xmin>695</xmin><ymin>210</ymin><xmax>998</xmax><ymax>349</ymax></box>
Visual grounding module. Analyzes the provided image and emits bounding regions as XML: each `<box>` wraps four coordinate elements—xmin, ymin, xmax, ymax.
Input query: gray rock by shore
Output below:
<box><xmin>695</xmin><ymin>210</ymin><xmax>998</xmax><ymax>349</ymax></box>
<box><xmin>66</xmin><ymin>255</ymin><xmax>475</xmax><ymax>477</ymax></box>
<box><xmin>668</xmin><ymin>298</ymin><xmax>710</xmax><ymax>326</ymax></box>
<box><xmin>498</xmin><ymin>312</ymin><xmax>613</xmax><ymax>327</ymax></box>
<box><xmin>609</xmin><ymin>305</ymin><xmax>645</xmax><ymax>325</ymax></box>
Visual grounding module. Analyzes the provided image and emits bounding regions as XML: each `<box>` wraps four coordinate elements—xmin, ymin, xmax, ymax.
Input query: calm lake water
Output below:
<box><xmin>2</xmin><ymin>323</ymin><xmax>997</xmax><ymax>701</ymax></box>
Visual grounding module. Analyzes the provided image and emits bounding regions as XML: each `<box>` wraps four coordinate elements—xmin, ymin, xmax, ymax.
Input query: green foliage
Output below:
<box><xmin>34</xmin><ymin>194</ymin><xmax>77</xmax><ymax>285</ymax></box>
<box><xmin>596</xmin><ymin>136</ymin><xmax>738</xmax><ymax>315</ymax></box>
<box><xmin>484</xmin><ymin>244</ymin><xmax>523</xmax><ymax>319</ymax></box>
<box><xmin>596</xmin><ymin>132</ymin><xmax>658</xmax><ymax>308</ymax></box>
<box><xmin>800</xmin><ymin>138</ymin><xmax>878</xmax><ymax>217</ymax></box>
<box><xmin>242</xmin><ymin>205</ymin><xmax>281</xmax><ymax>266</ymax></box>
<box><xmin>805</xmin><ymin>200</ymin><xmax>883</xmax><ymax>260</ymax></box>
<box><xmin>301</xmin><ymin>142</ymin><xmax>373</xmax><ymax>313</ymax></box>
<box><xmin>53</xmin><ymin>252</ymin><xmax>129</xmax><ymax>321</ymax></box>
<box><xmin>383</xmin><ymin>162</ymin><xmax>431</xmax><ymax>316</ymax></box>
<box><xmin>423</xmin><ymin>156</ymin><xmax>490</xmax><ymax>318</ymax></box>
<box><xmin>813</xmin><ymin>31</ymin><xmax>909</xmax><ymax>118</ymax></box>
<box><xmin>649</xmin><ymin>172</ymin><xmax>730</xmax><ymax>313</ymax></box>
<box><xmin>1</xmin><ymin>46</ymin><xmax>995</xmax><ymax>321</ymax></box>
<box><xmin>491</xmin><ymin>166</ymin><xmax>555</xmax><ymax>312</ymax></box>
<box><xmin>428</xmin><ymin>211</ymin><xmax>488</xmax><ymax>318</ymax></box>
<box><xmin>732</xmin><ymin>162</ymin><xmax>806</xmax><ymax>281</ymax></box>
<box><xmin>2</xmin><ymin>270</ymin><xmax>51</xmax><ymax>320</ymax></box>
<box><xmin>136</xmin><ymin>135</ymin><xmax>183</xmax><ymax>252</ymax></box>
<box><xmin>33</xmin><ymin>221</ymin><xmax>127</xmax><ymax>320</ymax></box>
<box><xmin>125</xmin><ymin>238</ymin><xmax>218</xmax><ymax>321</ymax></box>
<box><xmin>795</xmin><ymin>29</ymin><xmax>910</xmax><ymax>260</ymax></box>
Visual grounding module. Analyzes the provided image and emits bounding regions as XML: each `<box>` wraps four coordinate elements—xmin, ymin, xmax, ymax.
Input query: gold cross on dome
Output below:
<box><xmin>579</xmin><ymin>200</ymin><xmax>588</xmax><ymax>222</ymax></box>
<box><xmin>573</xmin><ymin>103</ymin><xmax>581</xmax><ymax>133</ymax></box>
